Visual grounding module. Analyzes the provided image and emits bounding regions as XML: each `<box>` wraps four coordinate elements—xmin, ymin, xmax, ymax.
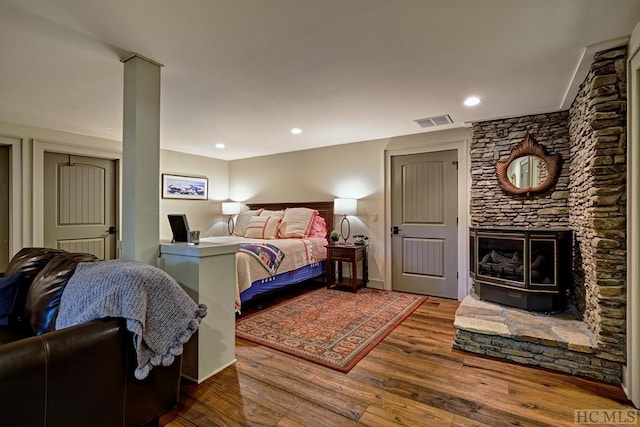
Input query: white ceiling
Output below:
<box><xmin>0</xmin><ymin>0</ymin><xmax>639</xmax><ymax>161</ymax></box>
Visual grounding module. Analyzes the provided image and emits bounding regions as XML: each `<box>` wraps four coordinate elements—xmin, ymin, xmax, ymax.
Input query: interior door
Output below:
<box><xmin>44</xmin><ymin>152</ymin><xmax>117</xmax><ymax>259</ymax></box>
<box><xmin>391</xmin><ymin>150</ymin><xmax>458</xmax><ymax>298</ymax></box>
<box><xmin>0</xmin><ymin>146</ymin><xmax>8</xmax><ymax>271</ymax></box>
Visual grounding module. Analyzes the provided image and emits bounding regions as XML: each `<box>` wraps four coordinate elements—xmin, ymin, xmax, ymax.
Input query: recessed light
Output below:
<box><xmin>464</xmin><ymin>96</ymin><xmax>481</xmax><ymax>107</ymax></box>
<box><xmin>291</xmin><ymin>128</ymin><xmax>302</xmax><ymax>135</ymax></box>
<box><xmin>215</xmin><ymin>143</ymin><xmax>225</xmax><ymax>149</ymax></box>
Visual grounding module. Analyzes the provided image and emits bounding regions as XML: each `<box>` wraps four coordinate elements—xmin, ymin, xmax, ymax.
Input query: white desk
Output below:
<box><xmin>159</xmin><ymin>242</ymin><xmax>238</xmax><ymax>383</ymax></box>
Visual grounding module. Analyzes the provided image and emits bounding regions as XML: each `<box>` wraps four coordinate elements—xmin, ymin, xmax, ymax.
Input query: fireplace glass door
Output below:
<box><xmin>476</xmin><ymin>233</ymin><xmax>526</xmax><ymax>287</ymax></box>
<box><xmin>529</xmin><ymin>238</ymin><xmax>556</xmax><ymax>287</ymax></box>
<box><xmin>468</xmin><ymin>227</ymin><xmax>571</xmax><ymax>312</ymax></box>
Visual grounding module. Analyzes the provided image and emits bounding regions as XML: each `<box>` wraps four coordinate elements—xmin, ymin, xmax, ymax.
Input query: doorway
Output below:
<box><xmin>43</xmin><ymin>152</ymin><xmax>118</xmax><ymax>259</ymax></box>
<box><xmin>626</xmin><ymin>30</ymin><xmax>640</xmax><ymax>408</ymax></box>
<box><xmin>0</xmin><ymin>146</ymin><xmax>8</xmax><ymax>271</ymax></box>
<box><xmin>390</xmin><ymin>149</ymin><xmax>458</xmax><ymax>298</ymax></box>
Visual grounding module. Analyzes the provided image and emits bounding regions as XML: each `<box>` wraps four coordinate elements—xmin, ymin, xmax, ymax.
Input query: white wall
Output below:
<box><xmin>160</xmin><ymin>149</ymin><xmax>229</xmax><ymax>240</ymax></box>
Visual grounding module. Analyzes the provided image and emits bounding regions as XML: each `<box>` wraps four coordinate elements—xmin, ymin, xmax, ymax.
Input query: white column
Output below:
<box><xmin>121</xmin><ymin>54</ymin><xmax>163</xmax><ymax>264</ymax></box>
<box><xmin>160</xmin><ymin>242</ymin><xmax>239</xmax><ymax>383</ymax></box>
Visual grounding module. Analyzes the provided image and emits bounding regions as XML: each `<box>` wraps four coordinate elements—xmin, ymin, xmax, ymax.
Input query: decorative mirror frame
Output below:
<box><xmin>495</xmin><ymin>133</ymin><xmax>562</xmax><ymax>197</ymax></box>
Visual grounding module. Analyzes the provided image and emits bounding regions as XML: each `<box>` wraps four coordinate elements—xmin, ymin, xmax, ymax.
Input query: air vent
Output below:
<box><xmin>413</xmin><ymin>114</ymin><xmax>453</xmax><ymax>128</ymax></box>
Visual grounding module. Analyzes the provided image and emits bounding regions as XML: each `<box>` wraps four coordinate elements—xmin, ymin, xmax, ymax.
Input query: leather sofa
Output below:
<box><xmin>0</xmin><ymin>248</ymin><xmax>182</xmax><ymax>427</ymax></box>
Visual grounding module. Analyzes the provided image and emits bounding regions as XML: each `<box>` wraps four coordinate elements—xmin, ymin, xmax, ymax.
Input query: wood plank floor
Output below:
<box><xmin>168</xmin><ymin>290</ymin><xmax>634</xmax><ymax>427</ymax></box>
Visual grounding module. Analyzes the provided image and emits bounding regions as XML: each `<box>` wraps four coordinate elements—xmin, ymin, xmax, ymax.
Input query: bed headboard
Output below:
<box><xmin>246</xmin><ymin>201</ymin><xmax>334</xmax><ymax>236</ymax></box>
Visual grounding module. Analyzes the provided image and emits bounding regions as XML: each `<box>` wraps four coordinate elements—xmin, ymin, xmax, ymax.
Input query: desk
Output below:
<box><xmin>326</xmin><ymin>244</ymin><xmax>368</xmax><ymax>292</ymax></box>
<box><xmin>159</xmin><ymin>242</ymin><xmax>238</xmax><ymax>383</ymax></box>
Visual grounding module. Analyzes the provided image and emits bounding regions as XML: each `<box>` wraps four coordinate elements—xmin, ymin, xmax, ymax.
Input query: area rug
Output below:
<box><xmin>236</xmin><ymin>288</ymin><xmax>427</xmax><ymax>372</ymax></box>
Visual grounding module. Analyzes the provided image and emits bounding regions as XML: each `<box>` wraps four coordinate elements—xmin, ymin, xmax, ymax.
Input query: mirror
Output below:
<box><xmin>495</xmin><ymin>134</ymin><xmax>562</xmax><ymax>197</ymax></box>
<box><xmin>506</xmin><ymin>155</ymin><xmax>547</xmax><ymax>188</ymax></box>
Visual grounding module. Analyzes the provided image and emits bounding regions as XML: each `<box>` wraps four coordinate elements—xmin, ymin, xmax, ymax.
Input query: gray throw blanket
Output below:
<box><xmin>55</xmin><ymin>259</ymin><xmax>207</xmax><ymax>380</ymax></box>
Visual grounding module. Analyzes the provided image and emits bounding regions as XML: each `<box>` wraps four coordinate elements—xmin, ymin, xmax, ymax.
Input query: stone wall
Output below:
<box><xmin>470</xmin><ymin>112</ymin><xmax>571</xmax><ymax>227</ymax></box>
<box><xmin>464</xmin><ymin>46</ymin><xmax>627</xmax><ymax>383</ymax></box>
<box><xmin>568</xmin><ymin>46</ymin><xmax>627</xmax><ymax>368</ymax></box>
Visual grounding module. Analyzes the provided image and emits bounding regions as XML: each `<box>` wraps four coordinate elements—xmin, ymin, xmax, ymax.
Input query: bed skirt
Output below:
<box><xmin>240</xmin><ymin>262</ymin><xmax>326</xmax><ymax>304</ymax></box>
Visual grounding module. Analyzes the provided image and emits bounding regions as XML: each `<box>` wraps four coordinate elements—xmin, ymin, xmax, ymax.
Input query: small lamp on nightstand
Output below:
<box><xmin>222</xmin><ymin>202</ymin><xmax>242</xmax><ymax>235</ymax></box>
<box><xmin>334</xmin><ymin>198</ymin><xmax>357</xmax><ymax>243</ymax></box>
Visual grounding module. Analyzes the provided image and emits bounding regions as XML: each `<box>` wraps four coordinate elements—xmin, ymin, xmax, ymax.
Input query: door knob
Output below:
<box><xmin>391</xmin><ymin>226</ymin><xmax>402</xmax><ymax>235</ymax></box>
<box><xmin>107</xmin><ymin>226</ymin><xmax>116</xmax><ymax>235</ymax></box>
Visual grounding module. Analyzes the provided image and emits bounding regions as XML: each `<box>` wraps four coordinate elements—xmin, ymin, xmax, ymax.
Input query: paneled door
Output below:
<box><xmin>391</xmin><ymin>150</ymin><xmax>458</xmax><ymax>298</ymax></box>
<box><xmin>44</xmin><ymin>152</ymin><xmax>117</xmax><ymax>259</ymax></box>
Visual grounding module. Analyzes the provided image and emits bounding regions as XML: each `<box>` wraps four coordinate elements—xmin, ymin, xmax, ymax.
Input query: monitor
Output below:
<box><xmin>167</xmin><ymin>214</ymin><xmax>190</xmax><ymax>243</ymax></box>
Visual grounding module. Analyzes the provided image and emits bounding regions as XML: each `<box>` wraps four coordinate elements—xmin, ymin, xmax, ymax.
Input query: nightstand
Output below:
<box><xmin>326</xmin><ymin>244</ymin><xmax>369</xmax><ymax>292</ymax></box>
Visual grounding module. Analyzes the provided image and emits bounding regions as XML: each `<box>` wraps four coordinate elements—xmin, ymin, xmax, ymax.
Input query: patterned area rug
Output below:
<box><xmin>236</xmin><ymin>288</ymin><xmax>427</xmax><ymax>372</ymax></box>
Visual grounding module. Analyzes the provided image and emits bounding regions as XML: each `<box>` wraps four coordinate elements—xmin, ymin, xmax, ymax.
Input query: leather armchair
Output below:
<box><xmin>0</xmin><ymin>248</ymin><xmax>182</xmax><ymax>427</ymax></box>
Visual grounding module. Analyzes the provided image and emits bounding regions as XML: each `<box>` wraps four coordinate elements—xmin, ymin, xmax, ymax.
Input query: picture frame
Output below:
<box><xmin>162</xmin><ymin>174</ymin><xmax>208</xmax><ymax>200</ymax></box>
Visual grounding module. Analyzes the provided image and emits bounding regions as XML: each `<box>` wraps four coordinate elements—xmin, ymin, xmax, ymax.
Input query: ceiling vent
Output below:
<box><xmin>413</xmin><ymin>114</ymin><xmax>453</xmax><ymax>128</ymax></box>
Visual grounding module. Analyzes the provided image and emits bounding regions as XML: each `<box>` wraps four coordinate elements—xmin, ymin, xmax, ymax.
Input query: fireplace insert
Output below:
<box><xmin>469</xmin><ymin>226</ymin><xmax>572</xmax><ymax>312</ymax></box>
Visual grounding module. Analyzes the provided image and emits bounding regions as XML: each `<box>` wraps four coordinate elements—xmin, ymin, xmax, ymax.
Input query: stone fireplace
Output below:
<box><xmin>454</xmin><ymin>46</ymin><xmax>627</xmax><ymax>384</ymax></box>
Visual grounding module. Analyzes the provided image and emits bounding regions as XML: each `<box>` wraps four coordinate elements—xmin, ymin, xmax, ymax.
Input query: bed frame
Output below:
<box><xmin>240</xmin><ymin>201</ymin><xmax>334</xmax><ymax>307</ymax></box>
<box><xmin>246</xmin><ymin>201</ymin><xmax>334</xmax><ymax>237</ymax></box>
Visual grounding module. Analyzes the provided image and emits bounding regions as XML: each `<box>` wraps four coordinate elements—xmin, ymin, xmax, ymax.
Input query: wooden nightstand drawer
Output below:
<box><xmin>330</xmin><ymin>249</ymin><xmax>352</xmax><ymax>260</ymax></box>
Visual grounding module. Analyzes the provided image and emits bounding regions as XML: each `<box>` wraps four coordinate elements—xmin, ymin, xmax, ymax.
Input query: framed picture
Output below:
<box><xmin>162</xmin><ymin>174</ymin><xmax>208</xmax><ymax>200</ymax></box>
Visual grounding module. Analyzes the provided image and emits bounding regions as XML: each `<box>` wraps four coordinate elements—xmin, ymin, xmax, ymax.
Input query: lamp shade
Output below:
<box><xmin>333</xmin><ymin>198</ymin><xmax>357</xmax><ymax>215</ymax></box>
<box><xmin>221</xmin><ymin>202</ymin><xmax>242</xmax><ymax>215</ymax></box>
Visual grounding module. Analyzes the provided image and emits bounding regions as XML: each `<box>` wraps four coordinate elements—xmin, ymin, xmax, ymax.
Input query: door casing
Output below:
<box><xmin>0</xmin><ymin>146</ymin><xmax>9</xmax><ymax>270</ymax></box>
<box><xmin>0</xmin><ymin>136</ymin><xmax>22</xmax><ymax>259</ymax></box>
<box><xmin>33</xmin><ymin>140</ymin><xmax>121</xmax><ymax>250</ymax></box>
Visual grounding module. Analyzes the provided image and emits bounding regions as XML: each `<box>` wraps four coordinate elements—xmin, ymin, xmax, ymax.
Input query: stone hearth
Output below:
<box><xmin>453</xmin><ymin>292</ymin><xmax>621</xmax><ymax>384</ymax></box>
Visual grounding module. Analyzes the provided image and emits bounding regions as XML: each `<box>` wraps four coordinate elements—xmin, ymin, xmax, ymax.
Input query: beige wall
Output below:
<box><xmin>1</xmin><ymin>116</ymin><xmax>471</xmax><ymax>290</ymax></box>
<box><xmin>160</xmin><ymin>149</ymin><xmax>229</xmax><ymax>240</ymax></box>
<box><xmin>0</xmin><ymin>120</ymin><xmax>121</xmax><ymax>251</ymax></box>
<box><xmin>0</xmin><ymin>120</ymin><xmax>229</xmax><ymax>252</ymax></box>
<box><xmin>230</xmin><ymin>127</ymin><xmax>472</xmax><ymax>288</ymax></box>
<box><xmin>230</xmin><ymin>138</ymin><xmax>387</xmax><ymax>285</ymax></box>
<box><xmin>384</xmin><ymin>127</ymin><xmax>471</xmax><ymax>152</ymax></box>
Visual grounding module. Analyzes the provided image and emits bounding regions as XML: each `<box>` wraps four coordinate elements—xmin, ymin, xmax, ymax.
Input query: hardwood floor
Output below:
<box><xmin>168</xmin><ymin>292</ymin><xmax>634</xmax><ymax>426</ymax></box>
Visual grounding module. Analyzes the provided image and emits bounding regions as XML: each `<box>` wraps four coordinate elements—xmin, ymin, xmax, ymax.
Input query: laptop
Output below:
<box><xmin>167</xmin><ymin>214</ymin><xmax>190</xmax><ymax>243</ymax></box>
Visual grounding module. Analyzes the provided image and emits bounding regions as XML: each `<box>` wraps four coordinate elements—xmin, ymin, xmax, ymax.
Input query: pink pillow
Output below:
<box><xmin>308</xmin><ymin>215</ymin><xmax>328</xmax><ymax>238</ymax></box>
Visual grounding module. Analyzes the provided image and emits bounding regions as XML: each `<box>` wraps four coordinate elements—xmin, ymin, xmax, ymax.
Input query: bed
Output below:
<box><xmin>199</xmin><ymin>201</ymin><xmax>334</xmax><ymax>311</ymax></box>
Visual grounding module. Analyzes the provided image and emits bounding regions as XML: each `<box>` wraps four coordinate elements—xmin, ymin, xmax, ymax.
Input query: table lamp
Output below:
<box><xmin>222</xmin><ymin>202</ymin><xmax>242</xmax><ymax>235</ymax></box>
<box><xmin>333</xmin><ymin>198</ymin><xmax>357</xmax><ymax>243</ymax></box>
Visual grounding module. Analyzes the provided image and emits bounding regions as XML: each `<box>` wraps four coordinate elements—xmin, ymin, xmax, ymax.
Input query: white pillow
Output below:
<box><xmin>278</xmin><ymin>207</ymin><xmax>317</xmax><ymax>238</ymax></box>
<box><xmin>259</xmin><ymin>209</ymin><xmax>285</xmax><ymax>220</ymax></box>
<box><xmin>233</xmin><ymin>209</ymin><xmax>262</xmax><ymax>236</ymax></box>
<box><xmin>245</xmin><ymin>216</ymin><xmax>280</xmax><ymax>239</ymax></box>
